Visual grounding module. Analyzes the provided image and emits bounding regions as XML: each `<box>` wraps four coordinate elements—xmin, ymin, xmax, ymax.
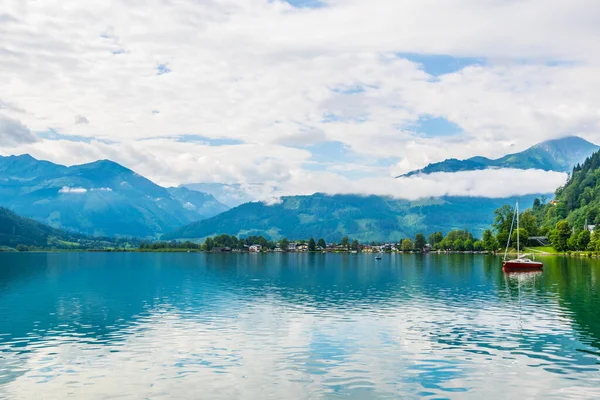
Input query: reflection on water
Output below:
<box><xmin>0</xmin><ymin>253</ymin><xmax>599</xmax><ymax>399</ymax></box>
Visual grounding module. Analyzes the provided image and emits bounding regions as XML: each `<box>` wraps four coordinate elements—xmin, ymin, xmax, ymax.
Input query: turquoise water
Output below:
<box><xmin>0</xmin><ymin>253</ymin><xmax>599</xmax><ymax>399</ymax></box>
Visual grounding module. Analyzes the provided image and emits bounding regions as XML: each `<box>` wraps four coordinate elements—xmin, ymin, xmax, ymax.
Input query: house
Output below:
<box><xmin>288</xmin><ymin>242</ymin><xmax>298</xmax><ymax>252</ymax></box>
<box><xmin>550</xmin><ymin>200</ymin><xmax>559</xmax><ymax>205</ymax></box>
<box><xmin>297</xmin><ymin>244</ymin><xmax>309</xmax><ymax>252</ymax></box>
<box><xmin>249</xmin><ymin>245</ymin><xmax>262</xmax><ymax>253</ymax></box>
<box><xmin>586</xmin><ymin>225</ymin><xmax>596</xmax><ymax>233</ymax></box>
<box><xmin>212</xmin><ymin>247</ymin><xmax>232</xmax><ymax>252</ymax></box>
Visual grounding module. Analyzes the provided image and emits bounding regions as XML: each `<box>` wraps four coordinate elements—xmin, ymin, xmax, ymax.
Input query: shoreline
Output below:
<box><xmin>0</xmin><ymin>249</ymin><xmax>587</xmax><ymax>257</ymax></box>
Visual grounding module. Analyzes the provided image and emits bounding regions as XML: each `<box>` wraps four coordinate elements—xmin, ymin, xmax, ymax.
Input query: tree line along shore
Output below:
<box><xmin>4</xmin><ymin>198</ymin><xmax>600</xmax><ymax>257</ymax></box>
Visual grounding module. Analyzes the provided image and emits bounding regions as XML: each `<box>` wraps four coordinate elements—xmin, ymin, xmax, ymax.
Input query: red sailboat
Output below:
<box><xmin>502</xmin><ymin>201</ymin><xmax>543</xmax><ymax>271</ymax></box>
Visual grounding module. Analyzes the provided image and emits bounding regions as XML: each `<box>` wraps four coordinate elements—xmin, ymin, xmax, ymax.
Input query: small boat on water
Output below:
<box><xmin>375</xmin><ymin>256</ymin><xmax>382</xmax><ymax>260</ymax></box>
<box><xmin>502</xmin><ymin>201</ymin><xmax>543</xmax><ymax>271</ymax></box>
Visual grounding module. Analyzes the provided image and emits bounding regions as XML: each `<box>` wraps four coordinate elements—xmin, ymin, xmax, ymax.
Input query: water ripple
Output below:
<box><xmin>0</xmin><ymin>253</ymin><xmax>599</xmax><ymax>399</ymax></box>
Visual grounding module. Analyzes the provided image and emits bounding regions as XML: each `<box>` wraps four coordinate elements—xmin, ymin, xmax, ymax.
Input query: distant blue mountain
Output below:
<box><xmin>163</xmin><ymin>193</ymin><xmax>543</xmax><ymax>242</ymax></box>
<box><xmin>400</xmin><ymin>136</ymin><xmax>599</xmax><ymax>177</ymax></box>
<box><xmin>0</xmin><ymin>155</ymin><xmax>228</xmax><ymax>237</ymax></box>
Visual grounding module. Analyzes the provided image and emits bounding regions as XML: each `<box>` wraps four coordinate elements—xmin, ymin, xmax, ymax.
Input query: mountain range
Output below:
<box><xmin>0</xmin><ymin>155</ymin><xmax>228</xmax><ymax>237</ymax></box>
<box><xmin>163</xmin><ymin>194</ymin><xmax>540</xmax><ymax>242</ymax></box>
<box><xmin>2</xmin><ymin>136</ymin><xmax>596</xmax><ymax>244</ymax></box>
<box><xmin>400</xmin><ymin>136</ymin><xmax>599</xmax><ymax>177</ymax></box>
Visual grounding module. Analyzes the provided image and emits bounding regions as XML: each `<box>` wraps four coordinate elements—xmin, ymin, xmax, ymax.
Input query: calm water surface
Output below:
<box><xmin>0</xmin><ymin>253</ymin><xmax>599</xmax><ymax>399</ymax></box>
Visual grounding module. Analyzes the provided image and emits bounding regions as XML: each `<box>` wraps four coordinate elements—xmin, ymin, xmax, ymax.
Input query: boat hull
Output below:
<box><xmin>502</xmin><ymin>260</ymin><xmax>543</xmax><ymax>271</ymax></box>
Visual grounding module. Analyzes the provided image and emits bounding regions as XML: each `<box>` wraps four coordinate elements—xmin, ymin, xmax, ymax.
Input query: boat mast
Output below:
<box><xmin>516</xmin><ymin>201</ymin><xmax>519</xmax><ymax>258</ymax></box>
<box><xmin>503</xmin><ymin>202</ymin><xmax>518</xmax><ymax>261</ymax></box>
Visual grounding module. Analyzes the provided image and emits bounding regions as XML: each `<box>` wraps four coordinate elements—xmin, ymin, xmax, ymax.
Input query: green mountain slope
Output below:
<box><xmin>0</xmin><ymin>155</ymin><xmax>228</xmax><ymax>238</ymax></box>
<box><xmin>538</xmin><ymin>149</ymin><xmax>600</xmax><ymax>231</ymax></box>
<box><xmin>163</xmin><ymin>193</ymin><xmax>540</xmax><ymax>242</ymax></box>
<box><xmin>0</xmin><ymin>207</ymin><xmax>82</xmax><ymax>247</ymax></box>
<box><xmin>400</xmin><ymin>136</ymin><xmax>599</xmax><ymax>177</ymax></box>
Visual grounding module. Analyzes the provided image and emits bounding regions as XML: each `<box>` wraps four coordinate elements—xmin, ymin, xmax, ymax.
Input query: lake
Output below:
<box><xmin>0</xmin><ymin>253</ymin><xmax>599</xmax><ymax>399</ymax></box>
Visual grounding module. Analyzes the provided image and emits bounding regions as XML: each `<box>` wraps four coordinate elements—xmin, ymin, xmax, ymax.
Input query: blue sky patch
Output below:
<box><xmin>175</xmin><ymin>134</ymin><xmax>244</xmax><ymax>146</ymax></box>
<box><xmin>156</xmin><ymin>64</ymin><xmax>171</xmax><ymax>75</ymax></box>
<box><xmin>37</xmin><ymin>129</ymin><xmax>114</xmax><ymax>144</ymax></box>
<box><xmin>304</xmin><ymin>141</ymin><xmax>352</xmax><ymax>164</ymax></box>
<box><xmin>397</xmin><ymin>53</ymin><xmax>484</xmax><ymax>77</ymax></box>
<box><xmin>411</xmin><ymin>116</ymin><xmax>463</xmax><ymax>138</ymax></box>
<box><xmin>321</xmin><ymin>113</ymin><xmax>367</xmax><ymax>124</ymax></box>
<box><xmin>282</xmin><ymin>0</ymin><xmax>326</xmax><ymax>8</ymax></box>
<box><xmin>330</xmin><ymin>85</ymin><xmax>366</xmax><ymax>95</ymax></box>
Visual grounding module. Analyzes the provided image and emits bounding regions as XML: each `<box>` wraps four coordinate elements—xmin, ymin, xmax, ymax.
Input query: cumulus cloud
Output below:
<box><xmin>0</xmin><ymin>0</ymin><xmax>598</xmax><ymax>198</ymax></box>
<box><xmin>313</xmin><ymin>169</ymin><xmax>567</xmax><ymax>200</ymax></box>
<box><xmin>58</xmin><ymin>186</ymin><xmax>87</xmax><ymax>194</ymax></box>
<box><xmin>225</xmin><ymin>168</ymin><xmax>567</xmax><ymax>202</ymax></box>
<box><xmin>0</xmin><ymin>116</ymin><xmax>37</xmax><ymax>146</ymax></box>
<box><xmin>74</xmin><ymin>115</ymin><xmax>89</xmax><ymax>125</ymax></box>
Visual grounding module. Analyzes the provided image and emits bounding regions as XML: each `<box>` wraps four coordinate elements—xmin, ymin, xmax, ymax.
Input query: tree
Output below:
<box><xmin>519</xmin><ymin>210</ymin><xmax>538</xmax><ymax>237</ymax></box>
<box><xmin>473</xmin><ymin>240</ymin><xmax>483</xmax><ymax>251</ymax></box>
<box><xmin>452</xmin><ymin>238</ymin><xmax>464</xmax><ymax>251</ymax></box>
<box><xmin>550</xmin><ymin>220</ymin><xmax>571</xmax><ymax>251</ymax></box>
<box><xmin>414</xmin><ymin>233</ymin><xmax>426</xmax><ymax>251</ymax></box>
<box><xmin>351</xmin><ymin>239</ymin><xmax>360</xmax><ymax>251</ymax></box>
<box><xmin>464</xmin><ymin>239</ymin><xmax>473</xmax><ymax>251</ymax></box>
<box><xmin>279</xmin><ymin>237</ymin><xmax>290</xmax><ymax>251</ymax></box>
<box><xmin>16</xmin><ymin>244</ymin><xmax>27</xmax><ymax>252</ymax></box>
<box><xmin>577</xmin><ymin>230</ymin><xmax>591</xmax><ymax>250</ymax></box>
<box><xmin>567</xmin><ymin>232</ymin><xmax>578</xmax><ymax>251</ymax></box>
<box><xmin>341</xmin><ymin>236</ymin><xmax>349</xmax><ymax>249</ymax></box>
<box><xmin>204</xmin><ymin>237</ymin><xmax>214</xmax><ymax>251</ymax></box>
<box><xmin>482</xmin><ymin>229</ymin><xmax>498</xmax><ymax>253</ymax></box>
<box><xmin>308</xmin><ymin>237</ymin><xmax>316</xmax><ymax>251</ymax></box>
<box><xmin>427</xmin><ymin>231</ymin><xmax>443</xmax><ymax>248</ymax></box>
<box><xmin>493</xmin><ymin>205</ymin><xmax>515</xmax><ymax>246</ymax></box>
<box><xmin>317</xmin><ymin>238</ymin><xmax>326</xmax><ymax>249</ymax></box>
<box><xmin>510</xmin><ymin>228</ymin><xmax>528</xmax><ymax>250</ymax></box>
<box><xmin>493</xmin><ymin>205</ymin><xmax>515</xmax><ymax>233</ymax></box>
<box><xmin>401</xmin><ymin>238</ymin><xmax>414</xmax><ymax>251</ymax></box>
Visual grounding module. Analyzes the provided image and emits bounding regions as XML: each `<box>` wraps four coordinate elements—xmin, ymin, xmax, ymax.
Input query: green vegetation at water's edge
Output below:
<box><xmin>487</xmin><ymin>148</ymin><xmax>600</xmax><ymax>254</ymax></box>
<box><xmin>191</xmin><ymin>230</ymin><xmax>487</xmax><ymax>253</ymax></box>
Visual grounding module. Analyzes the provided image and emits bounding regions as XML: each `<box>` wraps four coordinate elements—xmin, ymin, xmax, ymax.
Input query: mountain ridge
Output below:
<box><xmin>400</xmin><ymin>136</ymin><xmax>599</xmax><ymax>177</ymax></box>
<box><xmin>0</xmin><ymin>155</ymin><xmax>229</xmax><ymax>238</ymax></box>
<box><xmin>163</xmin><ymin>193</ymin><xmax>542</xmax><ymax>242</ymax></box>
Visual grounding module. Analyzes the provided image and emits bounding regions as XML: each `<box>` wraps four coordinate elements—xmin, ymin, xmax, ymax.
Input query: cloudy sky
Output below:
<box><xmin>1</xmin><ymin>0</ymin><xmax>599</xmax><ymax>200</ymax></box>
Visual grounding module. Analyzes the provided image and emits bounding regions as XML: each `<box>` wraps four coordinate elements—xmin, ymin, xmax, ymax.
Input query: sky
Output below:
<box><xmin>1</xmin><ymin>0</ymin><xmax>599</xmax><ymax>201</ymax></box>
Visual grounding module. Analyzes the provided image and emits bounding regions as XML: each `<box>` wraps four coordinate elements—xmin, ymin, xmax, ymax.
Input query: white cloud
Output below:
<box><xmin>90</xmin><ymin>187</ymin><xmax>112</xmax><ymax>192</ymax></box>
<box><xmin>58</xmin><ymin>186</ymin><xmax>87</xmax><ymax>194</ymax></box>
<box><xmin>74</xmin><ymin>115</ymin><xmax>89</xmax><ymax>125</ymax></box>
<box><xmin>240</xmin><ymin>168</ymin><xmax>567</xmax><ymax>202</ymax></box>
<box><xmin>0</xmin><ymin>0</ymin><xmax>599</xmax><ymax>197</ymax></box>
<box><xmin>0</xmin><ymin>116</ymin><xmax>37</xmax><ymax>146</ymax></box>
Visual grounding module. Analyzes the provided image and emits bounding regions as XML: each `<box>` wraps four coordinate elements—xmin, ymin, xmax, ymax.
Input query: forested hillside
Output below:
<box><xmin>495</xmin><ymin>150</ymin><xmax>600</xmax><ymax>252</ymax></box>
